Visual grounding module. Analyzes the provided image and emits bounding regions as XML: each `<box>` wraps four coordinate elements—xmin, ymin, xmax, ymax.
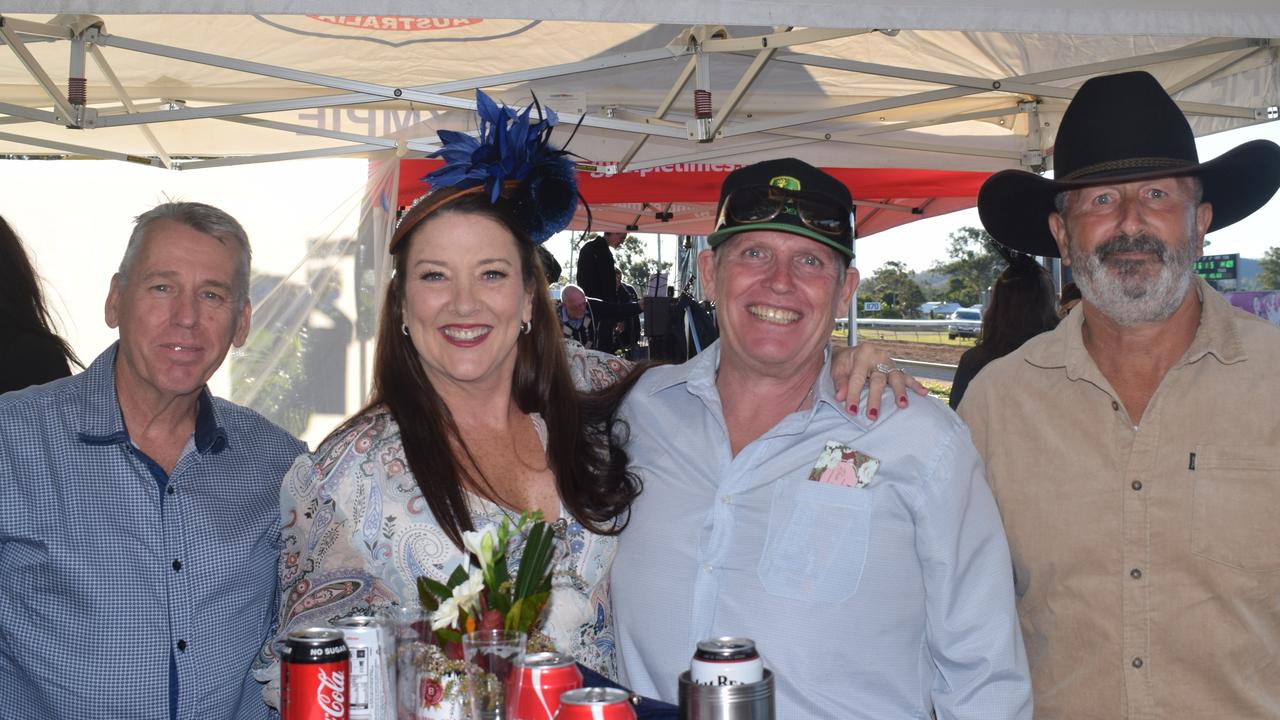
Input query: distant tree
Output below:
<box><xmin>614</xmin><ymin>233</ymin><xmax>672</xmax><ymax>289</ymax></box>
<box><xmin>1258</xmin><ymin>246</ymin><xmax>1280</xmax><ymax>290</ymax></box>
<box><xmin>865</xmin><ymin>261</ymin><xmax>927</xmax><ymax>318</ymax></box>
<box><xmin>929</xmin><ymin>226</ymin><xmax>1004</xmax><ymax>307</ymax></box>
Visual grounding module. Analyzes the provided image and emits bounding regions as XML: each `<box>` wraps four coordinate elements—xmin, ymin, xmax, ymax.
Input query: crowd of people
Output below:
<box><xmin>2</xmin><ymin>70</ymin><xmax>1279</xmax><ymax>720</ymax></box>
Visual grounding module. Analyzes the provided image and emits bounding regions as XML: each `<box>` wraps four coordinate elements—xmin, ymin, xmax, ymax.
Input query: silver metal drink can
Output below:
<box><xmin>690</xmin><ymin>637</ymin><xmax>764</xmax><ymax>687</ymax></box>
<box><xmin>334</xmin><ymin>615</ymin><xmax>392</xmax><ymax>720</ymax></box>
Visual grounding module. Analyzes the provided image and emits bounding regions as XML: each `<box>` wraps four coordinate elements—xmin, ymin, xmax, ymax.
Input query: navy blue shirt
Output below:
<box><xmin>0</xmin><ymin>344</ymin><xmax>305</xmax><ymax>720</ymax></box>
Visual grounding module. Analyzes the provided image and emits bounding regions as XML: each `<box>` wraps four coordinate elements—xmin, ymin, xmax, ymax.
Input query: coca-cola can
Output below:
<box><xmin>690</xmin><ymin>637</ymin><xmax>764</xmax><ymax>687</ymax></box>
<box><xmin>554</xmin><ymin>687</ymin><xmax>637</xmax><ymax>720</ymax></box>
<box><xmin>507</xmin><ymin>651</ymin><xmax>583</xmax><ymax>720</ymax></box>
<box><xmin>282</xmin><ymin>627</ymin><xmax>350</xmax><ymax>720</ymax></box>
<box><xmin>333</xmin><ymin>616</ymin><xmax>392</xmax><ymax>720</ymax></box>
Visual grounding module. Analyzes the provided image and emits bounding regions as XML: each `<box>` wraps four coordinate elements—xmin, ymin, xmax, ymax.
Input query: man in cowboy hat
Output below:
<box><xmin>611</xmin><ymin>158</ymin><xmax>1032</xmax><ymax>719</ymax></box>
<box><xmin>960</xmin><ymin>70</ymin><xmax>1280</xmax><ymax>719</ymax></box>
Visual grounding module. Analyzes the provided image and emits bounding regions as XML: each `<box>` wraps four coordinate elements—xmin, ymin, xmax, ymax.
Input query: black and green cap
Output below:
<box><xmin>708</xmin><ymin>158</ymin><xmax>855</xmax><ymax>259</ymax></box>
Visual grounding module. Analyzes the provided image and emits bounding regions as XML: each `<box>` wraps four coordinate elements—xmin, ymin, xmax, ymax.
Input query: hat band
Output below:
<box><xmin>1059</xmin><ymin>156</ymin><xmax>1195</xmax><ymax>182</ymax></box>
<box><xmin>390</xmin><ymin>180</ymin><xmax>522</xmax><ymax>254</ymax></box>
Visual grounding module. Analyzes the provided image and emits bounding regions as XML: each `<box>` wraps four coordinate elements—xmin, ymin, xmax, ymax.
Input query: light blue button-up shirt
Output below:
<box><xmin>0</xmin><ymin>344</ymin><xmax>305</xmax><ymax>720</ymax></box>
<box><xmin>611</xmin><ymin>343</ymin><xmax>1031</xmax><ymax>719</ymax></box>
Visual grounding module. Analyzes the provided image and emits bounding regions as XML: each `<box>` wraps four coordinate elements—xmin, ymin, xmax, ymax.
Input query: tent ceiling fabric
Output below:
<box><xmin>1</xmin><ymin>9</ymin><xmax>1277</xmax><ymax>234</ymax></box>
<box><xmin>8</xmin><ymin>2</ymin><xmax>1280</xmax><ymax>37</ymax></box>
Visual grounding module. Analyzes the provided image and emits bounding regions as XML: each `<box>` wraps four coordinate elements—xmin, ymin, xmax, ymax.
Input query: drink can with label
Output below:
<box><xmin>554</xmin><ymin>687</ymin><xmax>636</xmax><ymax>720</ymax></box>
<box><xmin>690</xmin><ymin>637</ymin><xmax>764</xmax><ymax>687</ymax></box>
<box><xmin>507</xmin><ymin>651</ymin><xmax>583</xmax><ymax>720</ymax></box>
<box><xmin>282</xmin><ymin>627</ymin><xmax>350</xmax><ymax>720</ymax></box>
<box><xmin>334</xmin><ymin>615</ymin><xmax>393</xmax><ymax>720</ymax></box>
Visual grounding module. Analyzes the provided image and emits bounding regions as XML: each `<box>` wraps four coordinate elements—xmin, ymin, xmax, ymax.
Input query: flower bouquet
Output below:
<box><xmin>404</xmin><ymin>512</ymin><xmax>558</xmax><ymax>719</ymax></box>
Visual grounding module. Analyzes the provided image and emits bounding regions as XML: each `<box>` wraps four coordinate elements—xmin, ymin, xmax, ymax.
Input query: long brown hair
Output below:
<box><xmin>0</xmin><ymin>215</ymin><xmax>81</xmax><ymax>369</ymax></box>
<box><xmin>332</xmin><ymin>192</ymin><xmax>639</xmax><ymax>550</ymax></box>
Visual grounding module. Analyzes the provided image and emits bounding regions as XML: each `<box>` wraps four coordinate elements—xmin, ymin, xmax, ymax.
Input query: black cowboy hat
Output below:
<box><xmin>978</xmin><ymin>71</ymin><xmax>1280</xmax><ymax>257</ymax></box>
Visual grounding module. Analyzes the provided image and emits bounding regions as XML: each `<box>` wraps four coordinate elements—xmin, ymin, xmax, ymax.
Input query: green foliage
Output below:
<box><xmin>862</xmin><ymin>260</ymin><xmax>927</xmax><ymax>318</ymax></box>
<box><xmin>928</xmin><ymin>226</ymin><xmax>1005</xmax><ymax>307</ymax></box>
<box><xmin>613</xmin><ymin>233</ymin><xmax>673</xmax><ymax>288</ymax></box>
<box><xmin>1259</xmin><ymin>246</ymin><xmax>1280</xmax><ymax>291</ymax></box>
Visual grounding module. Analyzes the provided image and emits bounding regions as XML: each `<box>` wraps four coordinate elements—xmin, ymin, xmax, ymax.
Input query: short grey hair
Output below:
<box><xmin>119</xmin><ymin>201</ymin><xmax>252</xmax><ymax>307</ymax></box>
<box><xmin>1053</xmin><ymin>175</ymin><xmax>1204</xmax><ymax>215</ymax></box>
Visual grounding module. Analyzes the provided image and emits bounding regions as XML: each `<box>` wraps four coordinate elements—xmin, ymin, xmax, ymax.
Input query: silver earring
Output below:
<box><xmin>520</xmin><ymin>320</ymin><xmax>531</xmax><ymax>335</ymax></box>
<box><xmin>401</xmin><ymin>322</ymin><xmax>409</xmax><ymax>336</ymax></box>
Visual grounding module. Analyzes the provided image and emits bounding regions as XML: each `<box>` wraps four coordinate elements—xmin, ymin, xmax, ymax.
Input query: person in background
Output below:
<box><xmin>963</xmin><ymin>70</ymin><xmax>1280</xmax><ymax>719</ymax></box>
<box><xmin>0</xmin><ymin>214</ymin><xmax>81</xmax><ymax>394</ymax></box>
<box><xmin>576</xmin><ymin>231</ymin><xmax>626</xmax><ymax>352</ymax></box>
<box><xmin>1057</xmin><ymin>280</ymin><xmax>1082</xmax><ymax>317</ymax></box>
<box><xmin>0</xmin><ymin>202</ymin><xmax>305</xmax><ymax>720</ymax></box>
<box><xmin>948</xmin><ymin>253</ymin><xmax>1058</xmax><ymax>409</ymax></box>
<box><xmin>610</xmin><ymin>158</ymin><xmax>1031</xmax><ymax>719</ymax></box>
<box><xmin>557</xmin><ymin>283</ymin><xmax>642</xmax><ymax>354</ymax></box>
<box><xmin>614</xmin><ymin>268</ymin><xmax>642</xmax><ymax>359</ymax></box>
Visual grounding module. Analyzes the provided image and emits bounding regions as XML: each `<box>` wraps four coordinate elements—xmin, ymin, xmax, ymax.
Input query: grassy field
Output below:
<box><xmin>831</xmin><ymin>328</ymin><xmax>977</xmax><ymax>347</ymax></box>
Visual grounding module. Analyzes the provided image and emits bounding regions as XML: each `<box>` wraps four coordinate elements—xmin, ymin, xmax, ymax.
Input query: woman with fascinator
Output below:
<box><xmin>257</xmin><ymin>93</ymin><xmax>637</xmax><ymax>696</ymax></box>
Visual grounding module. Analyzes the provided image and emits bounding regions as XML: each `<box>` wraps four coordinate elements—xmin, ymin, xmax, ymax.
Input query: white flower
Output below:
<box><xmin>451</xmin><ymin>568</ymin><xmax>487</xmax><ymax>615</ymax></box>
<box><xmin>431</xmin><ymin>596</ymin><xmax>460</xmax><ymax>631</ymax></box>
<box><xmin>462</xmin><ymin>527</ymin><xmax>498</xmax><ymax>567</ymax></box>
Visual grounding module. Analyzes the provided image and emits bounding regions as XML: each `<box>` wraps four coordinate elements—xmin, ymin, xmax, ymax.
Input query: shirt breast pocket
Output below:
<box><xmin>757</xmin><ymin>480</ymin><xmax>873</xmax><ymax>603</ymax></box>
<box><xmin>1191</xmin><ymin>445</ymin><xmax>1280</xmax><ymax>573</ymax></box>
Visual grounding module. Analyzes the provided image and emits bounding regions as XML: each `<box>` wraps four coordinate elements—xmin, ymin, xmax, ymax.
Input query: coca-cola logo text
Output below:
<box><xmin>317</xmin><ymin>668</ymin><xmax>347</xmax><ymax>718</ymax></box>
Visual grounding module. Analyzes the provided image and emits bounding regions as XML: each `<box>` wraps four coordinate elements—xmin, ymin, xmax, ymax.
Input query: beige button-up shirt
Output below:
<box><xmin>959</xmin><ymin>278</ymin><xmax>1280</xmax><ymax>720</ymax></box>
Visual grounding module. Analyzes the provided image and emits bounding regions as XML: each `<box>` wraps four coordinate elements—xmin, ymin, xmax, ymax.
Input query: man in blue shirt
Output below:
<box><xmin>0</xmin><ymin>202</ymin><xmax>305</xmax><ymax>720</ymax></box>
<box><xmin>610</xmin><ymin>159</ymin><xmax>1032</xmax><ymax>719</ymax></box>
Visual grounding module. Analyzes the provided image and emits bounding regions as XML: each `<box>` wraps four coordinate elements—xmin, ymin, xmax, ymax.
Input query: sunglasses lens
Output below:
<box><xmin>795</xmin><ymin>198</ymin><xmax>849</xmax><ymax>236</ymax></box>
<box><xmin>725</xmin><ymin>187</ymin><xmax>784</xmax><ymax>223</ymax></box>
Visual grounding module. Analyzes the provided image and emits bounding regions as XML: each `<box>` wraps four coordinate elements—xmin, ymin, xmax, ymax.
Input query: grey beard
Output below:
<box><xmin>1072</xmin><ymin>232</ymin><xmax>1196</xmax><ymax>326</ymax></box>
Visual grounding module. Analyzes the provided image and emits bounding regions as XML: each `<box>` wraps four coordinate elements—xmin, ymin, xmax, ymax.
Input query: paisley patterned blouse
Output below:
<box><xmin>256</xmin><ymin>342</ymin><xmax>630</xmax><ymax>686</ymax></box>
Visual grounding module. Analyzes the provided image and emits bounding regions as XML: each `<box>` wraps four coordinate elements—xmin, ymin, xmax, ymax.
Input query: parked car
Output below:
<box><xmin>948</xmin><ymin>308</ymin><xmax>982</xmax><ymax>339</ymax></box>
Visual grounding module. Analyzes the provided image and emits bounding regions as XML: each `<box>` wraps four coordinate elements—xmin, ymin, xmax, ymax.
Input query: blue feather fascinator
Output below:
<box><xmin>390</xmin><ymin>90</ymin><xmax>579</xmax><ymax>252</ymax></box>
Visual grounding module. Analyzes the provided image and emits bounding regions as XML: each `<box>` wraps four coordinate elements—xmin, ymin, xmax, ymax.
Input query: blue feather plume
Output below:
<box><xmin>422</xmin><ymin>90</ymin><xmax>578</xmax><ymax>243</ymax></box>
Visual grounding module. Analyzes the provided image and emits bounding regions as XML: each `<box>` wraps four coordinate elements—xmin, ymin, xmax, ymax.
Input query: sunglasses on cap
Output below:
<box><xmin>716</xmin><ymin>185</ymin><xmax>852</xmax><ymax>239</ymax></box>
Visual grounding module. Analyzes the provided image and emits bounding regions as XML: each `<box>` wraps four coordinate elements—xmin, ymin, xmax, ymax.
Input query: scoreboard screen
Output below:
<box><xmin>1195</xmin><ymin>253</ymin><xmax>1239</xmax><ymax>281</ymax></box>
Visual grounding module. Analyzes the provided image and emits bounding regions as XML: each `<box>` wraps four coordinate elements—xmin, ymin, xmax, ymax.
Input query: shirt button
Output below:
<box><xmin>1111</xmin><ymin>400</ymin><xmax>1120</xmax><ymax>411</ymax></box>
<box><xmin>1130</xmin><ymin>568</ymin><xmax>1142</xmax><ymax>579</ymax></box>
<box><xmin>1132</xmin><ymin>657</ymin><xmax>1143</xmax><ymax>669</ymax></box>
<box><xmin>172</xmin><ymin>559</ymin><xmax>182</xmax><ymax>572</ymax></box>
<box><xmin>1132</xmin><ymin>481</ymin><xmax>1143</xmax><ymax>491</ymax></box>
<box><xmin>166</xmin><ymin>486</ymin><xmax>175</xmax><ymax>496</ymax></box>
<box><xmin>703</xmin><ymin>564</ymin><xmax>714</xmax><ymax>574</ymax></box>
<box><xmin>177</xmin><ymin>639</ymin><xmax>188</xmax><ymax>652</ymax></box>
<box><xmin>720</xmin><ymin>495</ymin><xmax>731</xmax><ymax>504</ymax></box>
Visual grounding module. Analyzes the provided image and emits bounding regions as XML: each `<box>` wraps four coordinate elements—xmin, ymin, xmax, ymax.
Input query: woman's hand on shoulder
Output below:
<box><xmin>830</xmin><ymin>342</ymin><xmax>927</xmax><ymax>421</ymax></box>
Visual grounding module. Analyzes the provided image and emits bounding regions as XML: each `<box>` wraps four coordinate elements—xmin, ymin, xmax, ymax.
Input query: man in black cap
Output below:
<box><xmin>611</xmin><ymin>158</ymin><xmax>1031</xmax><ymax>718</ymax></box>
<box><xmin>960</xmin><ymin>70</ymin><xmax>1280</xmax><ymax>719</ymax></box>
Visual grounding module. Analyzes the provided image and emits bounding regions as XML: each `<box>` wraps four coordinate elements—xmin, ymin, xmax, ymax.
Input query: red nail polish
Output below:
<box><xmin>898</xmin><ymin>395</ymin><xmax>908</xmax><ymax>407</ymax></box>
<box><xmin>868</xmin><ymin>408</ymin><xmax>879</xmax><ymax>420</ymax></box>
<box><xmin>849</xmin><ymin>403</ymin><xmax>858</xmax><ymax>414</ymax></box>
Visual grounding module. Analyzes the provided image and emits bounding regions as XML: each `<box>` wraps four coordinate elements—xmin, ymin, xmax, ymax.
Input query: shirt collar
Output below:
<box><xmin>76</xmin><ymin>342</ymin><xmax>228</xmax><ymax>454</ymax></box>
<box><xmin>652</xmin><ymin>341</ymin><xmax>864</xmax><ymax>430</ymax></box>
<box><xmin>1023</xmin><ymin>275</ymin><xmax>1247</xmax><ymax>378</ymax></box>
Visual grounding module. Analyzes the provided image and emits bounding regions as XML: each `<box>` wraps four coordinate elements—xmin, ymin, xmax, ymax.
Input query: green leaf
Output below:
<box><xmin>419</xmin><ymin>576</ymin><xmax>452</xmax><ymax>606</ymax></box>
<box><xmin>506</xmin><ymin>591</ymin><xmax>550</xmax><ymax>634</ymax></box>
<box><xmin>436</xmin><ymin>627</ymin><xmax>462</xmax><ymax>645</ymax></box>
<box><xmin>446</xmin><ymin>564</ymin><xmax>470</xmax><ymax>588</ymax></box>
<box><xmin>512</xmin><ymin>521</ymin><xmax>556</xmax><ymax>602</ymax></box>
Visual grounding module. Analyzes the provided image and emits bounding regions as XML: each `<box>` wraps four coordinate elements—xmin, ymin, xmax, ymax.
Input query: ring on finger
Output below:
<box><xmin>872</xmin><ymin>362</ymin><xmax>899</xmax><ymax>375</ymax></box>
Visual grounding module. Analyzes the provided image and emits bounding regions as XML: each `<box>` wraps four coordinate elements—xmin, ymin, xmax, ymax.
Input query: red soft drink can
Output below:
<box><xmin>554</xmin><ymin>687</ymin><xmax>637</xmax><ymax>720</ymax></box>
<box><xmin>507</xmin><ymin>651</ymin><xmax>583</xmax><ymax>720</ymax></box>
<box><xmin>282</xmin><ymin>627</ymin><xmax>350</xmax><ymax>720</ymax></box>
